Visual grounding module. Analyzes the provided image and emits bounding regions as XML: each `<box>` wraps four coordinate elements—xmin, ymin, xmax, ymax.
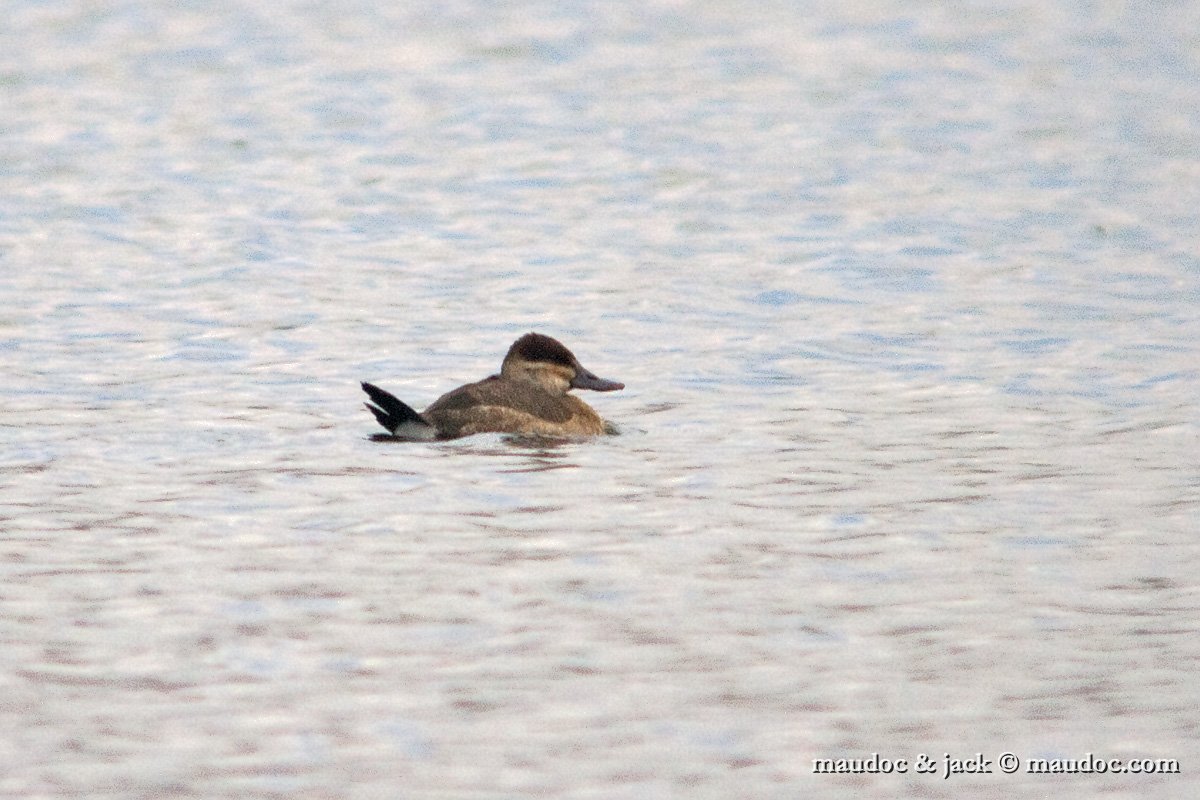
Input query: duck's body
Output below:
<box><xmin>362</xmin><ymin>333</ymin><xmax>623</xmax><ymax>440</ymax></box>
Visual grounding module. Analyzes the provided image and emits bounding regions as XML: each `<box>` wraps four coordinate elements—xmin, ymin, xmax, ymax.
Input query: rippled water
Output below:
<box><xmin>3</xmin><ymin>1</ymin><xmax>1198</xmax><ymax>797</ymax></box>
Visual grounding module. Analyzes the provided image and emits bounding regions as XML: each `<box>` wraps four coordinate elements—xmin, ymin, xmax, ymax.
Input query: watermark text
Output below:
<box><xmin>811</xmin><ymin>752</ymin><xmax>1180</xmax><ymax>779</ymax></box>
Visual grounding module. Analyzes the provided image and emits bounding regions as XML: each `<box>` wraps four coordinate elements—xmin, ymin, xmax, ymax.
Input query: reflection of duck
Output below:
<box><xmin>362</xmin><ymin>333</ymin><xmax>624</xmax><ymax>440</ymax></box>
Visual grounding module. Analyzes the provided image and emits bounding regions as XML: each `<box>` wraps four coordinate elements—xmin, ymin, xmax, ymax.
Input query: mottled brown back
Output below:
<box><xmin>424</xmin><ymin>377</ymin><xmax>605</xmax><ymax>437</ymax></box>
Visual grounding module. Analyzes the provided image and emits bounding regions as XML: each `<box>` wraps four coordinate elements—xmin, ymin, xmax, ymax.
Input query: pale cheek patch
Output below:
<box><xmin>526</xmin><ymin>365</ymin><xmax>572</xmax><ymax>393</ymax></box>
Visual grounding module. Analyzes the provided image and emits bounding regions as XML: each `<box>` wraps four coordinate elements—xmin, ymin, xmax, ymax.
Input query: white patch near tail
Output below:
<box><xmin>389</xmin><ymin>419</ymin><xmax>439</xmax><ymax>441</ymax></box>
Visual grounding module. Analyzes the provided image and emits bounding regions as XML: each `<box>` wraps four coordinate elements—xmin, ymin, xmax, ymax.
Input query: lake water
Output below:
<box><xmin>2</xmin><ymin>1</ymin><xmax>1198</xmax><ymax>798</ymax></box>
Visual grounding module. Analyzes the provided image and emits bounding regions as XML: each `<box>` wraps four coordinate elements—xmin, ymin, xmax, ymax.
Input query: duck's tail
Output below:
<box><xmin>361</xmin><ymin>382</ymin><xmax>438</xmax><ymax>440</ymax></box>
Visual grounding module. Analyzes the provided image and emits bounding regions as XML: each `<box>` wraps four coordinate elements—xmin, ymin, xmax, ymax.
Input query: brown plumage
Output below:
<box><xmin>363</xmin><ymin>333</ymin><xmax>623</xmax><ymax>440</ymax></box>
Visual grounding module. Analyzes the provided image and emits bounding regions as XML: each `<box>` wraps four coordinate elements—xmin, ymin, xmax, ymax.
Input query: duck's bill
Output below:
<box><xmin>571</xmin><ymin>367</ymin><xmax>624</xmax><ymax>392</ymax></box>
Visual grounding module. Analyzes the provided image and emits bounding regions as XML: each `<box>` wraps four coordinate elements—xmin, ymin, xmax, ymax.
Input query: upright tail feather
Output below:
<box><xmin>361</xmin><ymin>382</ymin><xmax>437</xmax><ymax>439</ymax></box>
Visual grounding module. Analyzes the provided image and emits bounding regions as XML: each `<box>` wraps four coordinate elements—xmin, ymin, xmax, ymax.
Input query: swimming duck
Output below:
<box><xmin>362</xmin><ymin>332</ymin><xmax>624</xmax><ymax>440</ymax></box>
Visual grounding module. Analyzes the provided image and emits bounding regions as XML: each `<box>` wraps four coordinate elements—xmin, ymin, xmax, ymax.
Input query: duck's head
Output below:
<box><xmin>500</xmin><ymin>332</ymin><xmax>625</xmax><ymax>395</ymax></box>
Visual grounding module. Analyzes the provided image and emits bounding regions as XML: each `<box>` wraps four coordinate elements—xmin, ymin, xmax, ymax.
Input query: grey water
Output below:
<box><xmin>2</xmin><ymin>1</ymin><xmax>1198</xmax><ymax>797</ymax></box>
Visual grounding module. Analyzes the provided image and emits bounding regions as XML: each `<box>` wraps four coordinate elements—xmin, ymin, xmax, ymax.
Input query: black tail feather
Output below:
<box><xmin>363</xmin><ymin>401</ymin><xmax>395</xmax><ymax>431</ymax></box>
<box><xmin>361</xmin><ymin>382</ymin><xmax>431</xmax><ymax>434</ymax></box>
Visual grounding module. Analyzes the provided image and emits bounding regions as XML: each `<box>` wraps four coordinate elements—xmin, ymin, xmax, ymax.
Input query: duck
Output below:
<box><xmin>362</xmin><ymin>332</ymin><xmax>624</xmax><ymax>440</ymax></box>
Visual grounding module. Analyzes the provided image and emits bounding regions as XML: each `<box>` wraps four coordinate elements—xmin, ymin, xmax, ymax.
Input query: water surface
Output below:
<box><xmin>2</xmin><ymin>1</ymin><xmax>1198</xmax><ymax>797</ymax></box>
